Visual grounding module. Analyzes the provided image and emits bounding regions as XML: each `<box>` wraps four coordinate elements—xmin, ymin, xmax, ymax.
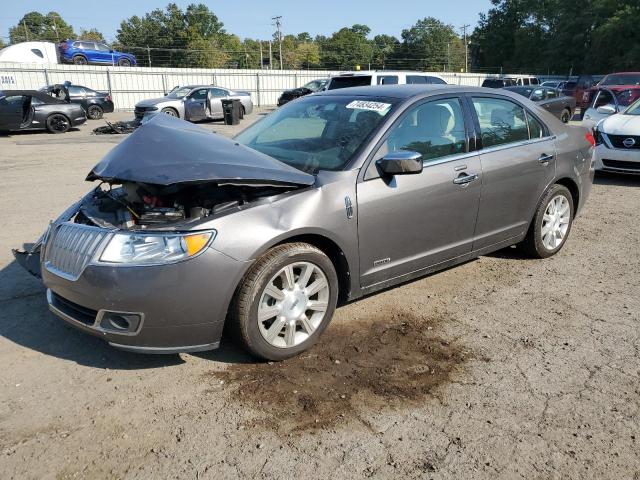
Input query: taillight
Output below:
<box><xmin>585</xmin><ymin>131</ymin><xmax>596</xmax><ymax>147</ymax></box>
<box><xmin>60</xmin><ymin>41</ymin><xmax>68</xmax><ymax>51</ymax></box>
<box><xmin>105</xmin><ymin>94</ymin><xmax>112</xmax><ymax>102</ymax></box>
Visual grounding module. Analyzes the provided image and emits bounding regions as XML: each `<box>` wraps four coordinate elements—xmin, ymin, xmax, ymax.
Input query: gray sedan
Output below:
<box><xmin>134</xmin><ymin>85</ymin><xmax>254</xmax><ymax>121</ymax></box>
<box><xmin>0</xmin><ymin>90</ymin><xmax>86</xmax><ymax>133</ymax></box>
<box><xmin>15</xmin><ymin>85</ymin><xmax>594</xmax><ymax>361</ymax></box>
<box><xmin>505</xmin><ymin>86</ymin><xmax>576</xmax><ymax>123</ymax></box>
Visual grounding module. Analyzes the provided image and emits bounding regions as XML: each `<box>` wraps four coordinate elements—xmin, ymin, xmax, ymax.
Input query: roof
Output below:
<box><xmin>0</xmin><ymin>90</ymin><xmax>66</xmax><ymax>104</ymax></box>
<box><xmin>316</xmin><ymin>84</ymin><xmax>499</xmax><ymax>100</ymax></box>
<box><xmin>332</xmin><ymin>70</ymin><xmax>445</xmax><ymax>77</ymax></box>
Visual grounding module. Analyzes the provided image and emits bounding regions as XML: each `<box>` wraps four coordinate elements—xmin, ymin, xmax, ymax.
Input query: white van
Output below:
<box><xmin>326</xmin><ymin>71</ymin><xmax>447</xmax><ymax>90</ymax></box>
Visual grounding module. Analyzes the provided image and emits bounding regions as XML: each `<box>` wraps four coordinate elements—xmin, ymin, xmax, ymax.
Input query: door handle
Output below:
<box><xmin>538</xmin><ymin>153</ymin><xmax>554</xmax><ymax>164</ymax></box>
<box><xmin>453</xmin><ymin>173</ymin><xmax>479</xmax><ymax>185</ymax></box>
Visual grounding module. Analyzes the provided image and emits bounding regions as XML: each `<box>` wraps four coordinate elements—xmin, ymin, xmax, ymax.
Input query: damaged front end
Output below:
<box><xmin>14</xmin><ymin>112</ymin><xmax>315</xmax><ymax>279</ymax></box>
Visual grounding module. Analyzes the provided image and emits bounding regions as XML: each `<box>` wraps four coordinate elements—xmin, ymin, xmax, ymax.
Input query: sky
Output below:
<box><xmin>0</xmin><ymin>0</ymin><xmax>493</xmax><ymax>42</ymax></box>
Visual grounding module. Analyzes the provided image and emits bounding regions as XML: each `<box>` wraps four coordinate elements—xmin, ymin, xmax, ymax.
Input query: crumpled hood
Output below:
<box><xmin>602</xmin><ymin>113</ymin><xmax>640</xmax><ymax>135</ymax></box>
<box><xmin>86</xmin><ymin>113</ymin><xmax>315</xmax><ymax>187</ymax></box>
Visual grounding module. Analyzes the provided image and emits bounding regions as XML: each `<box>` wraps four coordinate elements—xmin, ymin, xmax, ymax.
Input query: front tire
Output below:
<box><xmin>87</xmin><ymin>105</ymin><xmax>103</xmax><ymax>120</ymax></box>
<box><xmin>522</xmin><ymin>184</ymin><xmax>574</xmax><ymax>258</ymax></box>
<box><xmin>229</xmin><ymin>243</ymin><xmax>339</xmax><ymax>361</ymax></box>
<box><xmin>161</xmin><ymin>107</ymin><xmax>179</xmax><ymax>117</ymax></box>
<box><xmin>46</xmin><ymin>114</ymin><xmax>71</xmax><ymax>134</ymax></box>
<box><xmin>118</xmin><ymin>58</ymin><xmax>132</xmax><ymax>67</ymax></box>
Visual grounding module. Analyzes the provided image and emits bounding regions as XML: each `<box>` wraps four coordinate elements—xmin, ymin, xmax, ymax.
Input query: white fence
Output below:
<box><xmin>0</xmin><ymin>62</ymin><xmax>498</xmax><ymax>110</ymax></box>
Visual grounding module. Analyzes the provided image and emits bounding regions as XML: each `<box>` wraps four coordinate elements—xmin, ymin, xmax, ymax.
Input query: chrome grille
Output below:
<box><xmin>44</xmin><ymin>223</ymin><xmax>111</xmax><ymax>280</ymax></box>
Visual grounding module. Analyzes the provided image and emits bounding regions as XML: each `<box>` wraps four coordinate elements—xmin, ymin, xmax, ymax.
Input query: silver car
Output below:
<box><xmin>15</xmin><ymin>85</ymin><xmax>594</xmax><ymax>361</ymax></box>
<box><xmin>134</xmin><ymin>85</ymin><xmax>253</xmax><ymax>121</ymax></box>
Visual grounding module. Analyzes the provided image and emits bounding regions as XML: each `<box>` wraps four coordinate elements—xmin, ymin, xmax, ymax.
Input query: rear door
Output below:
<box><xmin>208</xmin><ymin>88</ymin><xmax>228</xmax><ymax>118</ymax></box>
<box><xmin>184</xmin><ymin>88</ymin><xmax>208</xmax><ymax>121</ymax></box>
<box><xmin>469</xmin><ymin>95</ymin><xmax>556</xmax><ymax>249</ymax></box>
<box><xmin>0</xmin><ymin>94</ymin><xmax>25</xmax><ymax>130</ymax></box>
<box><xmin>357</xmin><ymin>95</ymin><xmax>482</xmax><ymax>287</ymax></box>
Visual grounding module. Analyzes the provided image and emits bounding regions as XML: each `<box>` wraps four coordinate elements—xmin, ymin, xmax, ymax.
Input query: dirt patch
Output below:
<box><xmin>207</xmin><ymin>309</ymin><xmax>472</xmax><ymax>432</ymax></box>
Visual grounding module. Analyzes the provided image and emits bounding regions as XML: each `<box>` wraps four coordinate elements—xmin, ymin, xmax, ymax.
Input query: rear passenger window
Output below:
<box><xmin>472</xmin><ymin>97</ymin><xmax>529</xmax><ymax>148</ymax></box>
<box><xmin>381</xmin><ymin>98</ymin><xmax>467</xmax><ymax>163</ymax></box>
<box><xmin>406</xmin><ymin>75</ymin><xmax>427</xmax><ymax>85</ymax></box>
<box><xmin>546</xmin><ymin>89</ymin><xmax>558</xmax><ymax>99</ymax></box>
<box><xmin>427</xmin><ymin>77</ymin><xmax>447</xmax><ymax>85</ymax></box>
<box><xmin>377</xmin><ymin>76</ymin><xmax>398</xmax><ymax>85</ymax></box>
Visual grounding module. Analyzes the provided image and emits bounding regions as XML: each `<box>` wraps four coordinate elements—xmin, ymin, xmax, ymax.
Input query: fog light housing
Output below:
<box><xmin>98</xmin><ymin>311</ymin><xmax>142</xmax><ymax>334</ymax></box>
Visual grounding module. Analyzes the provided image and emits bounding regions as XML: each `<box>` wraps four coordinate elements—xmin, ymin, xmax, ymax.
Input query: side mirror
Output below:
<box><xmin>377</xmin><ymin>151</ymin><xmax>423</xmax><ymax>176</ymax></box>
<box><xmin>596</xmin><ymin>105</ymin><xmax>616</xmax><ymax>115</ymax></box>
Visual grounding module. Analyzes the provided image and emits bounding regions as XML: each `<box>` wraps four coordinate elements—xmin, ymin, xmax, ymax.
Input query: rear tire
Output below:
<box><xmin>87</xmin><ymin>105</ymin><xmax>103</xmax><ymax>120</ymax></box>
<box><xmin>161</xmin><ymin>107</ymin><xmax>179</xmax><ymax>117</ymax></box>
<box><xmin>46</xmin><ymin>114</ymin><xmax>71</xmax><ymax>134</ymax></box>
<box><xmin>72</xmin><ymin>55</ymin><xmax>87</xmax><ymax>65</ymax></box>
<box><xmin>228</xmin><ymin>243</ymin><xmax>339</xmax><ymax>361</ymax></box>
<box><xmin>522</xmin><ymin>184</ymin><xmax>574</xmax><ymax>259</ymax></box>
<box><xmin>561</xmin><ymin>108</ymin><xmax>571</xmax><ymax>123</ymax></box>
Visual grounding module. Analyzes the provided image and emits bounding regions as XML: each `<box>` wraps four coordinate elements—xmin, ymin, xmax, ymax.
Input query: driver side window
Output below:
<box><xmin>379</xmin><ymin>98</ymin><xmax>467</xmax><ymax>163</ymax></box>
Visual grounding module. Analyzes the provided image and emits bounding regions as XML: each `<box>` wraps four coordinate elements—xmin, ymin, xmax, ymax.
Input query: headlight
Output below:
<box><xmin>99</xmin><ymin>231</ymin><xmax>215</xmax><ymax>265</ymax></box>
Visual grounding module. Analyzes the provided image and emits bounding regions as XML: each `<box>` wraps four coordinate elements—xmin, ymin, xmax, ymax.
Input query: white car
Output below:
<box><xmin>326</xmin><ymin>71</ymin><xmax>447</xmax><ymax>90</ymax></box>
<box><xmin>593</xmin><ymin>98</ymin><xmax>640</xmax><ymax>174</ymax></box>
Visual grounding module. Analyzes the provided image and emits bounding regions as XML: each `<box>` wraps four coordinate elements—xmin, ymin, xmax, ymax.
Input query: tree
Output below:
<box><xmin>116</xmin><ymin>3</ymin><xmax>228</xmax><ymax>67</ymax></box>
<box><xmin>9</xmin><ymin>11</ymin><xmax>74</xmax><ymax>44</ymax></box>
<box><xmin>78</xmin><ymin>28</ymin><xmax>105</xmax><ymax>43</ymax></box>
<box><xmin>319</xmin><ymin>25</ymin><xmax>373</xmax><ymax>70</ymax></box>
<box><xmin>371</xmin><ymin>34</ymin><xmax>400</xmax><ymax>69</ymax></box>
<box><xmin>400</xmin><ymin>17</ymin><xmax>464</xmax><ymax>71</ymax></box>
<box><xmin>0</xmin><ymin>38</ymin><xmax>6</xmax><ymax>50</ymax></box>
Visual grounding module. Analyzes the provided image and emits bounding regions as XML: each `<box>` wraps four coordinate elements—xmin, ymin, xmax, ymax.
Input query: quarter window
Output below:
<box><xmin>472</xmin><ymin>97</ymin><xmax>529</xmax><ymax>148</ymax></box>
<box><xmin>381</xmin><ymin>98</ymin><xmax>467</xmax><ymax>163</ymax></box>
<box><xmin>527</xmin><ymin>112</ymin><xmax>544</xmax><ymax>139</ymax></box>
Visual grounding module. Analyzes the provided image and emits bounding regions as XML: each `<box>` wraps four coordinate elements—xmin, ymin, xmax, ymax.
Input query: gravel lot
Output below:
<box><xmin>1</xmin><ymin>109</ymin><xmax>639</xmax><ymax>480</ymax></box>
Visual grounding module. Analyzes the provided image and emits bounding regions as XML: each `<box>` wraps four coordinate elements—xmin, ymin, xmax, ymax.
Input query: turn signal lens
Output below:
<box><xmin>184</xmin><ymin>233</ymin><xmax>212</xmax><ymax>256</ymax></box>
<box><xmin>585</xmin><ymin>131</ymin><xmax>596</xmax><ymax>147</ymax></box>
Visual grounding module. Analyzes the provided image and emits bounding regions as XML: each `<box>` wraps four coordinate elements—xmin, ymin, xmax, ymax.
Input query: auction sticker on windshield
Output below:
<box><xmin>346</xmin><ymin>100</ymin><xmax>392</xmax><ymax>113</ymax></box>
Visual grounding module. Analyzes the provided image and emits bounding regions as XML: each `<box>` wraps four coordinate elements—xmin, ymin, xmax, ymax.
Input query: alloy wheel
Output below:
<box><xmin>48</xmin><ymin>114</ymin><xmax>70</xmax><ymax>133</ymax></box>
<box><xmin>257</xmin><ymin>261</ymin><xmax>330</xmax><ymax>349</ymax></box>
<box><xmin>541</xmin><ymin>195</ymin><xmax>570</xmax><ymax>250</ymax></box>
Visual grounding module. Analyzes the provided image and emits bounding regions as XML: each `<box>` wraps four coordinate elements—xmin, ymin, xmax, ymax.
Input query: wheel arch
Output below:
<box><xmin>555</xmin><ymin>177</ymin><xmax>580</xmax><ymax>214</ymax></box>
<box><xmin>269</xmin><ymin>233</ymin><xmax>353</xmax><ymax>304</ymax></box>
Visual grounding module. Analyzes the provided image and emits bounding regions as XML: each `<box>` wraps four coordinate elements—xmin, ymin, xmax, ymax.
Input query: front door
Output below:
<box><xmin>357</xmin><ymin>96</ymin><xmax>482</xmax><ymax>288</ymax></box>
<box><xmin>469</xmin><ymin>96</ymin><xmax>556</xmax><ymax>249</ymax></box>
<box><xmin>184</xmin><ymin>88</ymin><xmax>209</xmax><ymax>121</ymax></box>
<box><xmin>0</xmin><ymin>95</ymin><xmax>25</xmax><ymax>130</ymax></box>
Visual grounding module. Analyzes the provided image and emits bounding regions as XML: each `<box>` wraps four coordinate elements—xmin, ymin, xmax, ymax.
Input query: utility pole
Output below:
<box><xmin>272</xmin><ymin>15</ymin><xmax>283</xmax><ymax>70</ymax></box>
<box><xmin>51</xmin><ymin>16</ymin><xmax>60</xmax><ymax>42</ymax></box>
<box><xmin>268</xmin><ymin>40</ymin><xmax>273</xmax><ymax>70</ymax></box>
<box><xmin>259</xmin><ymin>41</ymin><xmax>263</xmax><ymax>69</ymax></box>
<box><xmin>23</xmin><ymin>20</ymin><xmax>30</xmax><ymax>41</ymax></box>
<box><xmin>461</xmin><ymin>24</ymin><xmax>470</xmax><ymax>73</ymax></box>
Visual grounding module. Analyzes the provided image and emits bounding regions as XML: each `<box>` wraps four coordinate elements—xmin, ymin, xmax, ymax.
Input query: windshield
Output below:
<box><xmin>626</xmin><ymin>99</ymin><xmax>640</xmax><ymax>115</ymax></box>
<box><xmin>235</xmin><ymin>95</ymin><xmax>397</xmax><ymax>173</ymax></box>
<box><xmin>167</xmin><ymin>87</ymin><xmax>192</xmax><ymax>98</ymax></box>
<box><xmin>304</xmin><ymin>80</ymin><xmax>326</xmax><ymax>92</ymax></box>
<box><xmin>600</xmin><ymin>74</ymin><xmax>640</xmax><ymax>86</ymax></box>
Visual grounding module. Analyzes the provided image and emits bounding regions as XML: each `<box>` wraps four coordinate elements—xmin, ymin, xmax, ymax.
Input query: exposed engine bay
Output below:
<box><xmin>74</xmin><ymin>181</ymin><xmax>291</xmax><ymax>230</ymax></box>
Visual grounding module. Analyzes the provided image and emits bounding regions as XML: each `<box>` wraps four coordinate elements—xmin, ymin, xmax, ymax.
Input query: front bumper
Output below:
<box><xmin>594</xmin><ymin>144</ymin><xmax>640</xmax><ymax>174</ymax></box>
<box><xmin>38</xmin><ymin>236</ymin><xmax>249</xmax><ymax>354</ymax></box>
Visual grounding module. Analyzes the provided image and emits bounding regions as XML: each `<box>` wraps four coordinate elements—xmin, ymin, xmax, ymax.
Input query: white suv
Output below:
<box><xmin>326</xmin><ymin>71</ymin><xmax>447</xmax><ymax>90</ymax></box>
